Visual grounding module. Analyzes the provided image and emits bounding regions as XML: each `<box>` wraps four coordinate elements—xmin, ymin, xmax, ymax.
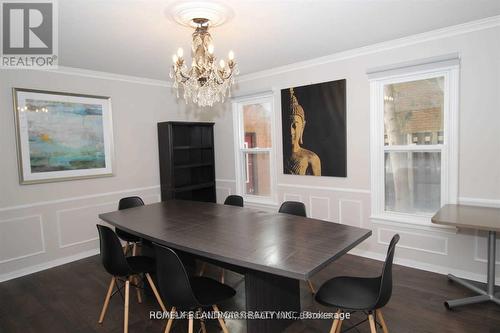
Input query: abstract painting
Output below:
<box><xmin>281</xmin><ymin>79</ymin><xmax>346</xmax><ymax>177</ymax></box>
<box><xmin>13</xmin><ymin>88</ymin><xmax>114</xmax><ymax>184</ymax></box>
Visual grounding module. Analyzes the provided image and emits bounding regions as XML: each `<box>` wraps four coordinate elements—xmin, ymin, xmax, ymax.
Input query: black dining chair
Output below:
<box><xmin>315</xmin><ymin>234</ymin><xmax>400</xmax><ymax>333</ymax></box>
<box><xmin>279</xmin><ymin>201</ymin><xmax>307</xmax><ymax>217</ymax></box>
<box><xmin>278</xmin><ymin>201</ymin><xmax>316</xmax><ymax>294</ymax></box>
<box><xmin>116</xmin><ymin>196</ymin><xmax>144</xmax><ymax>256</ymax></box>
<box><xmin>96</xmin><ymin>225</ymin><xmax>167</xmax><ymax>333</ymax></box>
<box><xmin>200</xmin><ymin>195</ymin><xmax>244</xmax><ymax>283</ymax></box>
<box><xmin>155</xmin><ymin>244</ymin><xmax>236</xmax><ymax>333</ymax></box>
<box><xmin>223</xmin><ymin>194</ymin><xmax>244</xmax><ymax>207</ymax></box>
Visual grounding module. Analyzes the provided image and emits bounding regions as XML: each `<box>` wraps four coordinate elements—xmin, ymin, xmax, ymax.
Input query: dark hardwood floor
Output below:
<box><xmin>1</xmin><ymin>253</ymin><xmax>499</xmax><ymax>333</ymax></box>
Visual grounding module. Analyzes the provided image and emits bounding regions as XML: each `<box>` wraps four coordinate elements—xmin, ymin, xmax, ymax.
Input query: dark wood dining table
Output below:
<box><xmin>99</xmin><ymin>200</ymin><xmax>372</xmax><ymax>333</ymax></box>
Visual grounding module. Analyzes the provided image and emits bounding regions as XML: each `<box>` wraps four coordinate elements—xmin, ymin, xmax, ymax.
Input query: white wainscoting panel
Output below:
<box><xmin>309</xmin><ymin>196</ymin><xmax>330</xmax><ymax>220</ymax></box>
<box><xmin>0</xmin><ymin>215</ymin><xmax>45</xmax><ymax>264</ymax></box>
<box><xmin>378</xmin><ymin>228</ymin><xmax>448</xmax><ymax>255</ymax></box>
<box><xmin>474</xmin><ymin>230</ymin><xmax>500</xmax><ymax>265</ymax></box>
<box><xmin>339</xmin><ymin>199</ymin><xmax>363</xmax><ymax>227</ymax></box>
<box><xmin>57</xmin><ymin>201</ymin><xmax>117</xmax><ymax>248</ymax></box>
<box><xmin>283</xmin><ymin>193</ymin><xmax>302</xmax><ymax>202</ymax></box>
<box><xmin>216</xmin><ymin>187</ymin><xmax>231</xmax><ymax>204</ymax></box>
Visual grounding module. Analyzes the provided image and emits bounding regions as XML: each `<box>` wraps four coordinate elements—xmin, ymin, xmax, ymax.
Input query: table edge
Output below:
<box><xmin>99</xmin><ymin>212</ymin><xmax>372</xmax><ymax>281</ymax></box>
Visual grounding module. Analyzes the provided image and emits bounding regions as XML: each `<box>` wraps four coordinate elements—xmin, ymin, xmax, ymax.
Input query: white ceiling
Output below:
<box><xmin>58</xmin><ymin>0</ymin><xmax>500</xmax><ymax>80</ymax></box>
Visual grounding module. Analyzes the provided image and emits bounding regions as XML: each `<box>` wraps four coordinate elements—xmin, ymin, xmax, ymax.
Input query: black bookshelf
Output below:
<box><xmin>158</xmin><ymin>121</ymin><xmax>216</xmax><ymax>203</ymax></box>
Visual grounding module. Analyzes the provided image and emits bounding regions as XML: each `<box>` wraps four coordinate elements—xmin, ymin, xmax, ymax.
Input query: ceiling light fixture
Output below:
<box><xmin>170</xmin><ymin>17</ymin><xmax>238</xmax><ymax>107</ymax></box>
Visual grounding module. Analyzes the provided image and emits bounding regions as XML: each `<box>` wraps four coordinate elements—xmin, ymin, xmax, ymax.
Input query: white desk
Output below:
<box><xmin>432</xmin><ymin>204</ymin><xmax>500</xmax><ymax>309</ymax></box>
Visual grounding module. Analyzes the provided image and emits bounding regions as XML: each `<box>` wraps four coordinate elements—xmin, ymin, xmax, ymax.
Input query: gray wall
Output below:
<box><xmin>0</xmin><ymin>69</ymin><xmax>188</xmax><ymax>280</ymax></box>
<box><xmin>210</xmin><ymin>25</ymin><xmax>500</xmax><ymax>283</ymax></box>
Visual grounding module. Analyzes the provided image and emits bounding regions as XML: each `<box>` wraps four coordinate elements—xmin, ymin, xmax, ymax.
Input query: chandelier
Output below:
<box><xmin>170</xmin><ymin>18</ymin><xmax>238</xmax><ymax>107</ymax></box>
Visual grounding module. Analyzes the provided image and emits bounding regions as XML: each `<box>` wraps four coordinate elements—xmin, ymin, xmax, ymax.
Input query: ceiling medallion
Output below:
<box><xmin>168</xmin><ymin>1</ymin><xmax>238</xmax><ymax>107</ymax></box>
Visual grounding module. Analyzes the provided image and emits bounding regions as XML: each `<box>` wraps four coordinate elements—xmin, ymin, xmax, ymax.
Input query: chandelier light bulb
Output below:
<box><xmin>219</xmin><ymin>59</ymin><xmax>225</xmax><ymax>68</ymax></box>
<box><xmin>172</xmin><ymin>54</ymin><xmax>178</xmax><ymax>63</ymax></box>
<box><xmin>208</xmin><ymin>44</ymin><xmax>215</xmax><ymax>54</ymax></box>
<box><xmin>177</xmin><ymin>48</ymin><xmax>183</xmax><ymax>58</ymax></box>
<box><xmin>228</xmin><ymin>50</ymin><xmax>234</xmax><ymax>60</ymax></box>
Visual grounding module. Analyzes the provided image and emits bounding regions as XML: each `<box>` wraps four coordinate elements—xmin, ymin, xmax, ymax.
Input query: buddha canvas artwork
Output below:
<box><xmin>281</xmin><ymin>80</ymin><xmax>346</xmax><ymax>177</ymax></box>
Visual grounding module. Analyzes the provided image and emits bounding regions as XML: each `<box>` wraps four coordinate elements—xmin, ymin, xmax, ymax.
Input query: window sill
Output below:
<box><xmin>370</xmin><ymin>213</ymin><xmax>458</xmax><ymax>234</ymax></box>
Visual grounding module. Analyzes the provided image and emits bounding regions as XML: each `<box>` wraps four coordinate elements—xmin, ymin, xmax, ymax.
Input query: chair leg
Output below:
<box><xmin>123</xmin><ymin>242</ymin><xmax>130</xmax><ymax>254</ymax></box>
<box><xmin>98</xmin><ymin>277</ymin><xmax>116</xmax><ymax>324</ymax></box>
<box><xmin>368</xmin><ymin>312</ymin><xmax>377</xmax><ymax>333</ymax></box>
<box><xmin>145</xmin><ymin>273</ymin><xmax>167</xmax><ymax>312</ymax></box>
<box><xmin>164</xmin><ymin>307</ymin><xmax>176</xmax><ymax>333</ymax></box>
<box><xmin>134</xmin><ymin>275</ymin><xmax>142</xmax><ymax>303</ymax></box>
<box><xmin>199</xmin><ymin>262</ymin><xmax>207</xmax><ymax>276</ymax></box>
<box><xmin>376</xmin><ymin>309</ymin><xmax>389</xmax><ymax>333</ymax></box>
<box><xmin>329</xmin><ymin>310</ymin><xmax>341</xmax><ymax>333</ymax></box>
<box><xmin>132</xmin><ymin>243</ymin><xmax>138</xmax><ymax>256</ymax></box>
<box><xmin>336</xmin><ymin>312</ymin><xmax>344</xmax><ymax>333</ymax></box>
<box><xmin>335</xmin><ymin>319</ymin><xmax>344</xmax><ymax>333</ymax></box>
<box><xmin>124</xmin><ymin>280</ymin><xmax>130</xmax><ymax>333</ymax></box>
<box><xmin>307</xmin><ymin>279</ymin><xmax>316</xmax><ymax>294</ymax></box>
<box><xmin>213</xmin><ymin>305</ymin><xmax>229</xmax><ymax>333</ymax></box>
<box><xmin>199</xmin><ymin>308</ymin><xmax>208</xmax><ymax>333</ymax></box>
<box><xmin>220</xmin><ymin>268</ymin><xmax>225</xmax><ymax>284</ymax></box>
<box><xmin>188</xmin><ymin>316</ymin><xmax>194</xmax><ymax>333</ymax></box>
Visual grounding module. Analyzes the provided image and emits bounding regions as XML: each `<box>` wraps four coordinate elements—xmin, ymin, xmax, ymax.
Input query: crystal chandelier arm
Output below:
<box><xmin>173</xmin><ymin>65</ymin><xmax>194</xmax><ymax>83</ymax></box>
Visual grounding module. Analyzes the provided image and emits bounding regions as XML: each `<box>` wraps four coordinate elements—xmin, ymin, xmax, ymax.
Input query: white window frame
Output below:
<box><xmin>232</xmin><ymin>92</ymin><xmax>277</xmax><ymax>205</ymax></box>
<box><xmin>369</xmin><ymin>62</ymin><xmax>459</xmax><ymax>226</ymax></box>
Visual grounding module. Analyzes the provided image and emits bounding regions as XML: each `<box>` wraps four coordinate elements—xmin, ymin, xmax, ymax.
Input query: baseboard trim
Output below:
<box><xmin>2</xmin><ymin>245</ymin><xmax>499</xmax><ymax>286</ymax></box>
<box><xmin>0</xmin><ymin>248</ymin><xmax>99</xmax><ymax>283</ymax></box>
<box><xmin>349</xmin><ymin>248</ymin><xmax>500</xmax><ymax>286</ymax></box>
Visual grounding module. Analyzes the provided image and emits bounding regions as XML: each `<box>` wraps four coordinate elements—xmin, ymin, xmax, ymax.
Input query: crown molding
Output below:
<box><xmin>237</xmin><ymin>15</ymin><xmax>500</xmax><ymax>83</ymax></box>
<box><xmin>3</xmin><ymin>15</ymin><xmax>498</xmax><ymax>88</ymax></box>
<box><xmin>29</xmin><ymin>66</ymin><xmax>173</xmax><ymax>87</ymax></box>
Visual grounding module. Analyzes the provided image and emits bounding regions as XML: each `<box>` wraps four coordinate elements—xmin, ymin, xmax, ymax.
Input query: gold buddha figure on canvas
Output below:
<box><xmin>285</xmin><ymin>88</ymin><xmax>321</xmax><ymax>176</ymax></box>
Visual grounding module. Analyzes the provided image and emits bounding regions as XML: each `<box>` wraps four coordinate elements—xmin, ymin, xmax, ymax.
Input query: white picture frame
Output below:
<box><xmin>13</xmin><ymin>88</ymin><xmax>115</xmax><ymax>184</ymax></box>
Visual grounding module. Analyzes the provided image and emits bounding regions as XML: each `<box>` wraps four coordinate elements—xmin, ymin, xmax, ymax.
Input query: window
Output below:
<box><xmin>232</xmin><ymin>93</ymin><xmax>276</xmax><ymax>204</ymax></box>
<box><xmin>369</xmin><ymin>58</ymin><xmax>459</xmax><ymax>225</ymax></box>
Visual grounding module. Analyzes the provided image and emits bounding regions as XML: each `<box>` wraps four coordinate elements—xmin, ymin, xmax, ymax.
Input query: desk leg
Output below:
<box><xmin>245</xmin><ymin>270</ymin><xmax>300</xmax><ymax>333</ymax></box>
<box><xmin>445</xmin><ymin>231</ymin><xmax>499</xmax><ymax>309</ymax></box>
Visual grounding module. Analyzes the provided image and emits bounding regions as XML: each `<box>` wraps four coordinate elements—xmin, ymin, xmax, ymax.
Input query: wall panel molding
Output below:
<box><xmin>55</xmin><ymin>193</ymin><xmax>161</xmax><ymax>249</ymax></box>
<box><xmin>349</xmin><ymin>247</ymin><xmax>500</xmax><ymax>286</ymax></box>
<box><xmin>283</xmin><ymin>193</ymin><xmax>303</xmax><ymax>203</ymax></box>
<box><xmin>377</xmin><ymin>227</ymin><xmax>448</xmax><ymax>256</ymax></box>
<box><xmin>216</xmin><ymin>178</ymin><xmax>237</xmax><ymax>183</ymax></box>
<box><xmin>309</xmin><ymin>196</ymin><xmax>330</xmax><ymax>220</ymax></box>
<box><xmin>473</xmin><ymin>230</ymin><xmax>500</xmax><ymax>265</ymax></box>
<box><xmin>56</xmin><ymin>201</ymin><xmax>116</xmax><ymax>249</ymax></box>
<box><xmin>278</xmin><ymin>183</ymin><xmax>370</xmax><ymax>194</ymax></box>
<box><xmin>339</xmin><ymin>199</ymin><xmax>363</xmax><ymax>227</ymax></box>
<box><xmin>0</xmin><ymin>248</ymin><xmax>99</xmax><ymax>283</ymax></box>
<box><xmin>0</xmin><ymin>185</ymin><xmax>160</xmax><ymax>212</ymax></box>
<box><xmin>0</xmin><ymin>215</ymin><xmax>45</xmax><ymax>264</ymax></box>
